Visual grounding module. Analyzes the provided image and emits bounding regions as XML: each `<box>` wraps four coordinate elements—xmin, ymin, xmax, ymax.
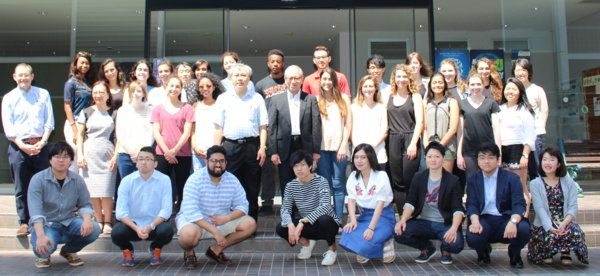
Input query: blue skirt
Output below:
<box><xmin>339</xmin><ymin>205</ymin><xmax>396</xmax><ymax>258</ymax></box>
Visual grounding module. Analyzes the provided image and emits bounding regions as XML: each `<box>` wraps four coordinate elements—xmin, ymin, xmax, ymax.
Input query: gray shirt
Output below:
<box><xmin>417</xmin><ymin>176</ymin><xmax>444</xmax><ymax>223</ymax></box>
<box><xmin>27</xmin><ymin>167</ymin><xmax>94</xmax><ymax>231</ymax></box>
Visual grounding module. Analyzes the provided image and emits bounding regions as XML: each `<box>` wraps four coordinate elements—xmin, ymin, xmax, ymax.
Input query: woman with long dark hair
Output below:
<box><xmin>64</xmin><ymin>52</ymin><xmax>96</xmax><ymax>172</ymax></box>
<box><xmin>98</xmin><ymin>59</ymin><xmax>127</xmax><ymax>109</ymax></box>
<box><xmin>191</xmin><ymin>73</ymin><xmax>224</xmax><ymax>172</ymax></box>
<box><xmin>406</xmin><ymin>52</ymin><xmax>431</xmax><ymax>99</ymax></box>
<box><xmin>123</xmin><ymin>59</ymin><xmax>160</xmax><ymax>105</ymax></box>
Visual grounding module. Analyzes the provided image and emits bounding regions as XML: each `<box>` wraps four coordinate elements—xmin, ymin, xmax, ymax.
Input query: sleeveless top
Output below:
<box><xmin>321</xmin><ymin>100</ymin><xmax>345</xmax><ymax>151</ymax></box>
<box><xmin>387</xmin><ymin>94</ymin><xmax>416</xmax><ymax>134</ymax></box>
<box><xmin>425</xmin><ymin>97</ymin><xmax>456</xmax><ymax>151</ymax></box>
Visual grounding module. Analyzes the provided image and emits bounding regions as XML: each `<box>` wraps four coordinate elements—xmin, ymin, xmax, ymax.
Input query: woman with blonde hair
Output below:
<box><xmin>406</xmin><ymin>52</ymin><xmax>431</xmax><ymax>99</ymax></box>
<box><xmin>469</xmin><ymin>58</ymin><xmax>503</xmax><ymax>103</ymax></box>
<box><xmin>439</xmin><ymin>59</ymin><xmax>468</xmax><ymax>100</ymax></box>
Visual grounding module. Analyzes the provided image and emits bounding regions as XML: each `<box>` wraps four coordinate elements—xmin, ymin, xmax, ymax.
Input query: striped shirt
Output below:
<box><xmin>213</xmin><ymin>90</ymin><xmax>268</xmax><ymax>140</ymax></box>
<box><xmin>176</xmin><ymin>167</ymin><xmax>248</xmax><ymax>228</ymax></box>
<box><xmin>280</xmin><ymin>174</ymin><xmax>341</xmax><ymax>226</ymax></box>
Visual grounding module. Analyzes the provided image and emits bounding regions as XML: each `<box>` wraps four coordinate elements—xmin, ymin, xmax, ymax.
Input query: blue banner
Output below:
<box><xmin>435</xmin><ymin>50</ymin><xmax>470</xmax><ymax>81</ymax></box>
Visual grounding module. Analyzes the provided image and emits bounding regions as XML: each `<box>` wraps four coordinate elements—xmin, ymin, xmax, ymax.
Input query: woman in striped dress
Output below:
<box><xmin>275</xmin><ymin>150</ymin><xmax>341</xmax><ymax>266</ymax></box>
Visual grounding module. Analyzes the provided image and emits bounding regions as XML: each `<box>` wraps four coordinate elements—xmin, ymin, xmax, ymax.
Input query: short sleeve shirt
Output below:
<box><xmin>417</xmin><ymin>177</ymin><xmax>444</xmax><ymax>223</ymax></box>
<box><xmin>459</xmin><ymin>97</ymin><xmax>500</xmax><ymax>157</ymax></box>
<box><xmin>255</xmin><ymin>76</ymin><xmax>286</xmax><ymax>106</ymax></box>
<box><xmin>150</xmin><ymin>104</ymin><xmax>195</xmax><ymax>156</ymax></box>
<box><xmin>213</xmin><ymin>90</ymin><xmax>268</xmax><ymax>140</ymax></box>
<box><xmin>64</xmin><ymin>77</ymin><xmax>92</xmax><ymax>120</ymax></box>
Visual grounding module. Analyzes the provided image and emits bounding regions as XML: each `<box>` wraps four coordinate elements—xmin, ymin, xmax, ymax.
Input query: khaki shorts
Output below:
<box><xmin>176</xmin><ymin>215</ymin><xmax>247</xmax><ymax>240</ymax></box>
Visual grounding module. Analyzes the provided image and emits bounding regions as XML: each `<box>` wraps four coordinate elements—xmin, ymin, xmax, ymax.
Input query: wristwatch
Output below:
<box><xmin>150</xmin><ymin>223</ymin><xmax>156</xmax><ymax>230</ymax></box>
<box><xmin>510</xmin><ymin>218</ymin><xmax>518</xmax><ymax>224</ymax></box>
<box><xmin>522</xmin><ymin>154</ymin><xmax>529</xmax><ymax>159</ymax></box>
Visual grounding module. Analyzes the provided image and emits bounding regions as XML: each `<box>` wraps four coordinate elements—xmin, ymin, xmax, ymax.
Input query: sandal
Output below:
<box><xmin>103</xmin><ymin>222</ymin><xmax>113</xmax><ymax>234</ymax></box>
<box><xmin>382</xmin><ymin>239</ymin><xmax>396</xmax><ymax>263</ymax></box>
<box><xmin>542</xmin><ymin>257</ymin><xmax>553</xmax><ymax>264</ymax></box>
<box><xmin>357</xmin><ymin>254</ymin><xmax>370</xmax><ymax>264</ymax></box>
<box><xmin>560</xmin><ymin>254</ymin><xmax>572</xmax><ymax>265</ymax></box>
<box><xmin>98</xmin><ymin>222</ymin><xmax>104</xmax><ymax>233</ymax></box>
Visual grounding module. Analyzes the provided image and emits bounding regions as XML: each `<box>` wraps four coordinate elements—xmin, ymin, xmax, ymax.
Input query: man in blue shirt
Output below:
<box><xmin>2</xmin><ymin>63</ymin><xmax>54</xmax><ymax>236</ymax></box>
<box><xmin>465</xmin><ymin>143</ymin><xmax>530</xmax><ymax>269</ymax></box>
<box><xmin>112</xmin><ymin>147</ymin><xmax>173</xmax><ymax>266</ymax></box>
<box><xmin>176</xmin><ymin>145</ymin><xmax>256</xmax><ymax>269</ymax></box>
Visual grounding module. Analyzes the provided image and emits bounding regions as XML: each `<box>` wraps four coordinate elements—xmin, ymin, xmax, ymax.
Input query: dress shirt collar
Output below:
<box><xmin>287</xmin><ymin>89</ymin><xmax>301</xmax><ymax>101</ymax></box>
<box><xmin>482</xmin><ymin>167</ymin><xmax>499</xmax><ymax>182</ymax></box>
<box><xmin>130</xmin><ymin>170</ymin><xmax>162</xmax><ymax>182</ymax></box>
<box><xmin>230</xmin><ymin>88</ymin><xmax>255</xmax><ymax>100</ymax></box>
<box><xmin>17</xmin><ymin>86</ymin><xmax>34</xmax><ymax>95</ymax></box>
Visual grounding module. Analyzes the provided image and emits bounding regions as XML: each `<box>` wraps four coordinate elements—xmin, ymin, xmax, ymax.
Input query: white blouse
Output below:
<box><xmin>194</xmin><ymin>104</ymin><xmax>216</xmax><ymax>153</ymax></box>
<box><xmin>346</xmin><ymin>169</ymin><xmax>393</xmax><ymax>209</ymax></box>
<box><xmin>351</xmin><ymin>102</ymin><xmax>388</xmax><ymax>163</ymax></box>
<box><xmin>498</xmin><ymin>104</ymin><xmax>536</xmax><ymax>149</ymax></box>
<box><xmin>116</xmin><ymin>105</ymin><xmax>154</xmax><ymax>154</ymax></box>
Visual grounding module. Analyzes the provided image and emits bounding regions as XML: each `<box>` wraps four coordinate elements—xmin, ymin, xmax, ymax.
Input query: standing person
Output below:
<box><xmin>112</xmin><ymin>147</ymin><xmax>173</xmax><ymax>267</ymax></box>
<box><xmin>317</xmin><ymin>67</ymin><xmax>352</xmax><ymax>221</ymax></box>
<box><xmin>123</xmin><ymin>59</ymin><xmax>160</xmax><ymax>105</ymax></box>
<box><xmin>176</xmin><ymin>146</ymin><xmax>256</xmax><ymax>268</ymax></box>
<box><xmin>191</xmin><ymin>73</ymin><xmax>224</xmax><ymax>172</ymax></box>
<box><xmin>366</xmin><ymin>54</ymin><xmax>390</xmax><ymax>102</ymax></box>
<box><xmin>2</xmin><ymin>63</ymin><xmax>54</xmax><ymax>236</ymax></box>
<box><xmin>176</xmin><ymin>62</ymin><xmax>193</xmax><ymax>103</ymax></box>
<box><xmin>185</xmin><ymin>59</ymin><xmax>212</xmax><ymax>105</ymax></box>
<box><xmin>340</xmin><ymin>144</ymin><xmax>396</xmax><ymax>264</ymax></box>
<box><xmin>394</xmin><ymin>142</ymin><xmax>465</xmax><ymax>265</ymax></box>
<box><xmin>151</xmin><ymin>76</ymin><xmax>194</xmax><ymax>211</ymax></box>
<box><xmin>406</xmin><ymin>52</ymin><xmax>431</xmax><ymax>99</ymax></box>
<box><xmin>98</xmin><ymin>59</ymin><xmax>127</xmax><ymax>109</ymax></box>
<box><xmin>512</xmin><ymin>58</ymin><xmax>549</xmax><ymax>181</ymax></box>
<box><xmin>387</xmin><ymin>64</ymin><xmax>424</xmax><ymax>207</ymax></box>
<box><xmin>302</xmin><ymin>46</ymin><xmax>351</xmax><ymax>98</ymax></box>
<box><xmin>469</xmin><ymin>58</ymin><xmax>503</xmax><ymax>103</ymax></box>
<box><xmin>439</xmin><ymin>59</ymin><xmax>469</xmax><ymax>100</ymax></box>
<box><xmin>528</xmin><ymin>147</ymin><xmax>588</xmax><ymax>265</ymax></box>
<box><xmin>465</xmin><ymin>143</ymin><xmax>530</xmax><ymax>269</ymax></box>
<box><xmin>422</xmin><ymin>72</ymin><xmax>459</xmax><ymax>173</ymax></box>
<box><xmin>256</xmin><ymin>49</ymin><xmax>287</xmax><ymax>215</ymax></box>
<box><xmin>457</xmin><ymin>72</ymin><xmax>502</xmax><ymax>181</ymax></box>
<box><xmin>268</xmin><ymin>65</ymin><xmax>321</xmax><ymax>202</ymax></box>
<box><xmin>64</xmin><ymin>52</ymin><xmax>95</xmax><ymax>173</ymax></box>
<box><xmin>28</xmin><ymin>141</ymin><xmax>101</xmax><ymax>268</ymax></box>
<box><xmin>76</xmin><ymin>81</ymin><xmax>118</xmax><ymax>234</ymax></box>
<box><xmin>275</xmin><ymin>150</ymin><xmax>340</xmax><ymax>266</ymax></box>
<box><xmin>148</xmin><ymin>60</ymin><xmax>175</xmax><ymax>107</ymax></box>
<box><xmin>214</xmin><ymin>63</ymin><xmax>268</xmax><ymax>222</ymax></box>
<box><xmin>499</xmin><ymin>78</ymin><xmax>536</xmax><ymax>217</ymax></box>
<box><xmin>220</xmin><ymin>52</ymin><xmax>255</xmax><ymax>93</ymax></box>
<box><xmin>351</xmin><ymin>75</ymin><xmax>388</xmax><ymax>168</ymax></box>
<box><xmin>115</xmin><ymin>81</ymin><xmax>154</xmax><ymax>179</ymax></box>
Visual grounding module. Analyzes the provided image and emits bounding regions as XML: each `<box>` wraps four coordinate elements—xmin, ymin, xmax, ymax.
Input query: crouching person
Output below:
<box><xmin>394</xmin><ymin>142</ymin><xmax>465</xmax><ymax>265</ymax></box>
<box><xmin>28</xmin><ymin>141</ymin><xmax>101</xmax><ymax>268</ymax></box>
<box><xmin>275</xmin><ymin>150</ymin><xmax>341</xmax><ymax>266</ymax></box>
<box><xmin>176</xmin><ymin>145</ymin><xmax>256</xmax><ymax>269</ymax></box>
<box><xmin>112</xmin><ymin>147</ymin><xmax>173</xmax><ymax>266</ymax></box>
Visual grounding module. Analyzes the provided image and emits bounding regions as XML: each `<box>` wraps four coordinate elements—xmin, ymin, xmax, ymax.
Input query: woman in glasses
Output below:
<box><xmin>191</xmin><ymin>73</ymin><xmax>224</xmax><ymax>172</ymax></box>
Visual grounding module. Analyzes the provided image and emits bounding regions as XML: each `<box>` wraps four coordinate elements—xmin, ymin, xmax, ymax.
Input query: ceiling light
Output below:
<box><xmin>287</xmin><ymin>33</ymin><xmax>293</xmax><ymax>35</ymax></box>
<box><xmin>38</xmin><ymin>12</ymin><xmax>47</xmax><ymax>15</ymax></box>
<box><xmin>173</xmin><ymin>40</ymin><xmax>176</xmax><ymax>43</ymax></box>
<box><xmin>53</xmin><ymin>52</ymin><xmax>56</xmax><ymax>54</ymax></box>
<box><xmin>255</xmin><ymin>50</ymin><xmax>258</xmax><ymax>52</ymax></box>
<box><xmin>27</xmin><ymin>42</ymin><xmax>29</xmax><ymax>44</ymax></box>
<box><xmin>186</xmin><ymin>51</ymin><xmax>189</xmax><ymax>53</ymax></box>
<box><xmin>135</xmin><ymin>10</ymin><xmax>143</xmax><ymax>14</ymax></box>
<box><xmin>504</xmin><ymin>24</ymin><xmax>508</xmax><ymax>27</ymax></box>
<box><xmin>98</xmin><ymin>41</ymin><xmax>101</xmax><ymax>43</ymax></box>
<box><xmin>158</xmin><ymin>27</ymin><xmax>161</xmax><ymax>30</ymax></box>
<box><xmin>73</xmin><ymin>28</ymin><xmax>76</xmax><ymax>31</ymax></box>
<box><xmin>533</xmin><ymin>7</ymin><xmax>539</xmax><ymax>11</ymax></box>
<box><xmin>327</xmin><ymin>38</ymin><xmax>332</xmax><ymax>41</ymax></box>
<box><xmin>249</xmin><ymin>39</ymin><xmax>254</xmax><ymax>42</ymax></box>
<box><xmin>419</xmin><ymin>25</ymin><xmax>423</xmax><ymax>28</ymax></box>
<box><xmin>437</xmin><ymin>7</ymin><xmax>442</xmax><ymax>10</ymax></box>
<box><xmin>118</xmin><ymin>51</ymin><xmax>121</xmax><ymax>54</ymax></box>
<box><xmin>242</xmin><ymin>26</ymin><xmax>249</xmax><ymax>29</ymax></box>
<box><xmin>331</xmin><ymin>25</ymin><xmax>336</xmax><ymax>28</ymax></box>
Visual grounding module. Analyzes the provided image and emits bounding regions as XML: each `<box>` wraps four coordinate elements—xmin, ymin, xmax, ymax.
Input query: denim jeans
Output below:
<box><xmin>117</xmin><ymin>153</ymin><xmax>137</xmax><ymax>180</ymax></box>
<box><xmin>30</xmin><ymin>218</ymin><xmax>101</xmax><ymax>258</ymax></box>
<box><xmin>316</xmin><ymin>150</ymin><xmax>347</xmax><ymax>220</ymax></box>
<box><xmin>192</xmin><ymin>151</ymin><xmax>206</xmax><ymax>173</ymax></box>
<box><xmin>394</xmin><ymin>219</ymin><xmax>464</xmax><ymax>253</ymax></box>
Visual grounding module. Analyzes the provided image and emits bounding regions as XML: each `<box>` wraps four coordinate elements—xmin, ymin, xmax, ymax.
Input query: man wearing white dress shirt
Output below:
<box><xmin>214</xmin><ymin>63</ymin><xmax>268</xmax><ymax>222</ymax></box>
<box><xmin>1</xmin><ymin>63</ymin><xmax>54</xmax><ymax>236</ymax></box>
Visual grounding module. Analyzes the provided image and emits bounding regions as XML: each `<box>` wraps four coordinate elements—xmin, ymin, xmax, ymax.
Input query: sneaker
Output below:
<box><xmin>35</xmin><ymin>257</ymin><xmax>50</xmax><ymax>268</ymax></box>
<box><xmin>122</xmin><ymin>249</ymin><xmax>135</xmax><ymax>266</ymax></box>
<box><xmin>59</xmin><ymin>250</ymin><xmax>85</xmax><ymax>266</ymax></box>
<box><xmin>149</xmin><ymin>247</ymin><xmax>162</xmax><ymax>265</ymax></box>
<box><xmin>343</xmin><ymin>204</ymin><xmax>348</xmax><ymax>214</ymax></box>
<box><xmin>415</xmin><ymin>244</ymin><xmax>437</xmax><ymax>263</ymax></box>
<box><xmin>441</xmin><ymin>251</ymin><xmax>453</xmax><ymax>265</ymax></box>
<box><xmin>297</xmin><ymin>240</ymin><xmax>316</xmax><ymax>259</ymax></box>
<box><xmin>321</xmin><ymin>250</ymin><xmax>337</xmax><ymax>266</ymax></box>
<box><xmin>17</xmin><ymin>224</ymin><xmax>29</xmax><ymax>237</ymax></box>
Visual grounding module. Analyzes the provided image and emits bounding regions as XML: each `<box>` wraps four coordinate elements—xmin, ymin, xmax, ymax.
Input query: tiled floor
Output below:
<box><xmin>0</xmin><ymin>249</ymin><xmax>593</xmax><ymax>276</ymax></box>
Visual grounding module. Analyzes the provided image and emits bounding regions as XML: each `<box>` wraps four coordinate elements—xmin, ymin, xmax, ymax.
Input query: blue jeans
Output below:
<box><xmin>394</xmin><ymin>219</ymin><xmax>464</xmax><ymax>253</ymax></box>
<box><xmin>316</xmin><ymin>150</ymin><xmax>346</xmax><ymax>220</ymax></box>
<box><xmin>117</xmin><ymin>153</ymin><xmax>137</xmax><ymax>179</ymax></box>
<box><xmin>192</xmin><ymin>151</ymin><xmax>206</xmax><ymax>173</ymax></box>
<box><xmin>30</xmin><ymin>218</ymin><xmax>101</xmax><ymax>258</ymax></box>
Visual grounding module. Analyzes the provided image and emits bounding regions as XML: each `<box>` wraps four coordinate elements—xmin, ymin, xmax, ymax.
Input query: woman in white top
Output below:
<box><xmin>351</xmin><ymin>75</ymin><xmax>388</xmax><ymax>168</ymax></box>
<box><xmin>340</xmin><ymin>143</ymin><xmax>396</xmax><ymax>264</ymax></box>
<box><xmin>116</xmin><ymin>81</ymin><xmax>154</xmax><ymax>179</ymax></box>
<box><xmin>148</xmin><ymin>60</ymin><xmax>174</xmax><ymax>107</ymax></box>
<box><xmin>176</xmin><ymin>62</ymin><xmax>192</xmax><ymax>103</ymax></box>
<box><xmin>499</xmin><ymin>77</ymin><xmax>536</xmax><ymax>217</ymax></box>
<box><xmin>191</xmin><ymin>73</ymin><xmax>224</xmax><ymax>172</ymax></box>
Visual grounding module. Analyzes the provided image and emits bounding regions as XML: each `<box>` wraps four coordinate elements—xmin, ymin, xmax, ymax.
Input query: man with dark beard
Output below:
<box><xmin>175</xmin><ymin>146</ymin><xmax>256</xmax><ymax>269</ymax></box>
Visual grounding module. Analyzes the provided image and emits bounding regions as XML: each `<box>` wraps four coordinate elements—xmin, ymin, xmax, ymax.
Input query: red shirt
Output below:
<box><xmin>302</xmin><ymin>69</ymin><xmax>351</xmax><ymax>98</ymax></box>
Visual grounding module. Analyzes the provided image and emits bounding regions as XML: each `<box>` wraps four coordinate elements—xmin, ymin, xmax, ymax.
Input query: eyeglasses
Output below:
<box><xmin>52</xmin><ymin>155</ymin><xmax>71</xmax><ymax>160</ymax></box>
<box><xmin>199</xmin><ymin>84</ymin><xmax>213</xmax><ymax>89</ymax></box>
<box><xmin>477</xmin><ymin>156</ymin><xmax>497</xmax><ymax>162</ymax></box>
<box><xmin>286</xmin><ymin>76</ymin><xmax>302</xmax><ymax>81</ymax></box>
<box><xmin>314</xmin><ymin>56</ymin><xmax>329</xmax><ymax>60</ymax></box>
<box><xmin>78</xmin><ymin>51</ymin><xmax>91</xmax><ymax>57</ymax></box>
<box><xmin>208</xmin><ymin>159</ymin><xmax>226</xmax><ymax>165</ymax></box>
<box><xmin>138</xmin><ymin>158</ymin><xmax>155</xmax><ymax>163</ymax></box>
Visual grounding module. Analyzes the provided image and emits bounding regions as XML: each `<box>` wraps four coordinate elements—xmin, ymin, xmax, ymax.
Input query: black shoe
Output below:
<box><xmin>258</xmin><ymin>206</ymin><xmax>273</xmax><ymax>216</ymax></box>
<box><xmin>510</xmin><ymin>256</ymin><xmax>524</xmax><ymax>268</ymax></box>
<box><xmin>477</xmin><ymin>244</ymin><xmax>492</xmax><ymax>264</ymax></box>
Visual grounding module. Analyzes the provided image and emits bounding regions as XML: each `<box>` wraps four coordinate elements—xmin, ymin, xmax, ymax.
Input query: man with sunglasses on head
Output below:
<box><xmin>176</xmin><ymin>145</ymin><xmax>256</xmax><ymax>269</ymax></box>
<box><xmin>111</xmin><ymin>147</ymin><xmax>173</xmax><ymax>266</ymax></box>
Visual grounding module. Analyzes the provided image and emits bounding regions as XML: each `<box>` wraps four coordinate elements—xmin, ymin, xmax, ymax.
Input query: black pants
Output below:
<box><xmin>276</xmin><ymin>215</ymin><xmax>339</xmax><ymax>247</ymax></box>
<box><xmin>278</xmin><ymin>137</ymin><xmax>304</xmax><ymax>198</ymax></box>
<box><xmin>224</xmin><ymin>138</ymin><xmax>261</xmax><ymax>222</ymax></box>
<box><xmin>111</xmin><ymin>221</ymin><xmax>174</xmax><ymax>251</ymax></box>
<box><xmin>466</xmin><ymin>215</ymin><xmax>531</xmax><ymax>257</ymax></box>
<box><xmin>260</xmin><ymin>157</ymin><xmax>276</xmax><ymax>207</ymax></box>
<box><xmin>388</xmin><ymin>132</ymin><xmax>421</xmax><ymax>207</ymax></box>
<box><xmin>155</xmin><ymin>155</ymin><xmax>192</xmax><ymax>204</ymax></box>
<box><xmin>8</xmin><ymin>142</ymin><xmax>50</xmax><ymax>224</ymax></box>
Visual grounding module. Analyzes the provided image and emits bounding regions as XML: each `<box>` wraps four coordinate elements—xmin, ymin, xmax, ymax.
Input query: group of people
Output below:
<box><xmin>0</xmin><ymin>45</ymin><xmax>588</xmax><ymax>269</ymax></box>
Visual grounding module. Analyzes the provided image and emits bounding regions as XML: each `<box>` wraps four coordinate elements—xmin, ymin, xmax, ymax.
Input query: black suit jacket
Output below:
<box><xmin>466</xmin><ymin>167</ymin><xmax>526</xmax><ymax>218</ymax></box>
<box><xmin>267</xmin><ymin>91</ymin><xmax>321</xmax><ymax>161</ymax></box>
<box><xmin>405</xmin><ymin>169</ymin><xmax>465</xmax><ymax>226</ymax></box>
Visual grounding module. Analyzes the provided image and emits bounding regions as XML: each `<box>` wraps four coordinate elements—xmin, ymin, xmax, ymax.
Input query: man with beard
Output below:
<box><xmin>176</xmin><ymin>146</ymin><xmax>256</xmax><ymax>269</ymax></box>
<box><xmin>255</xmin><ymin>49</ymin><xmax>287</xmax><ymax>215</ymax></box>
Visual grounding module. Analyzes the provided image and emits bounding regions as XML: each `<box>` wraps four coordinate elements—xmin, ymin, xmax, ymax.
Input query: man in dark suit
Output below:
<box><xmin>394</xmin><ymin>142</ymin><xmax>465</xmax><ymax>265</ymax></box>
<box><xmin>465</xmin><ymin>142</ymin><xmax>530</xmax><ymax>268</ymax></box>
<box><xmin>267</xmin><ymin>65</ymin><xmax>321</xmax><ymax>194</ymax></box>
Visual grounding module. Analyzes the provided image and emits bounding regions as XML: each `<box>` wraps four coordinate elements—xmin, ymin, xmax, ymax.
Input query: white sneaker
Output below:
<box><xmin>297</xmin><ymin>240</ymin><xmax>317</xmax><ymax>259</ymax></box>
<box><xmin>321</xmin><ymin>250</ymin><xmax>337</xmax><ymax>266</ymax></box>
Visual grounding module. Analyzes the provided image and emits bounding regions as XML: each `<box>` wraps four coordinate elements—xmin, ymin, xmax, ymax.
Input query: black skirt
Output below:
<box><xmin>502</xmin><ymin>144</ymin><xmax>525</xmax><ymax>169</ymax></box>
